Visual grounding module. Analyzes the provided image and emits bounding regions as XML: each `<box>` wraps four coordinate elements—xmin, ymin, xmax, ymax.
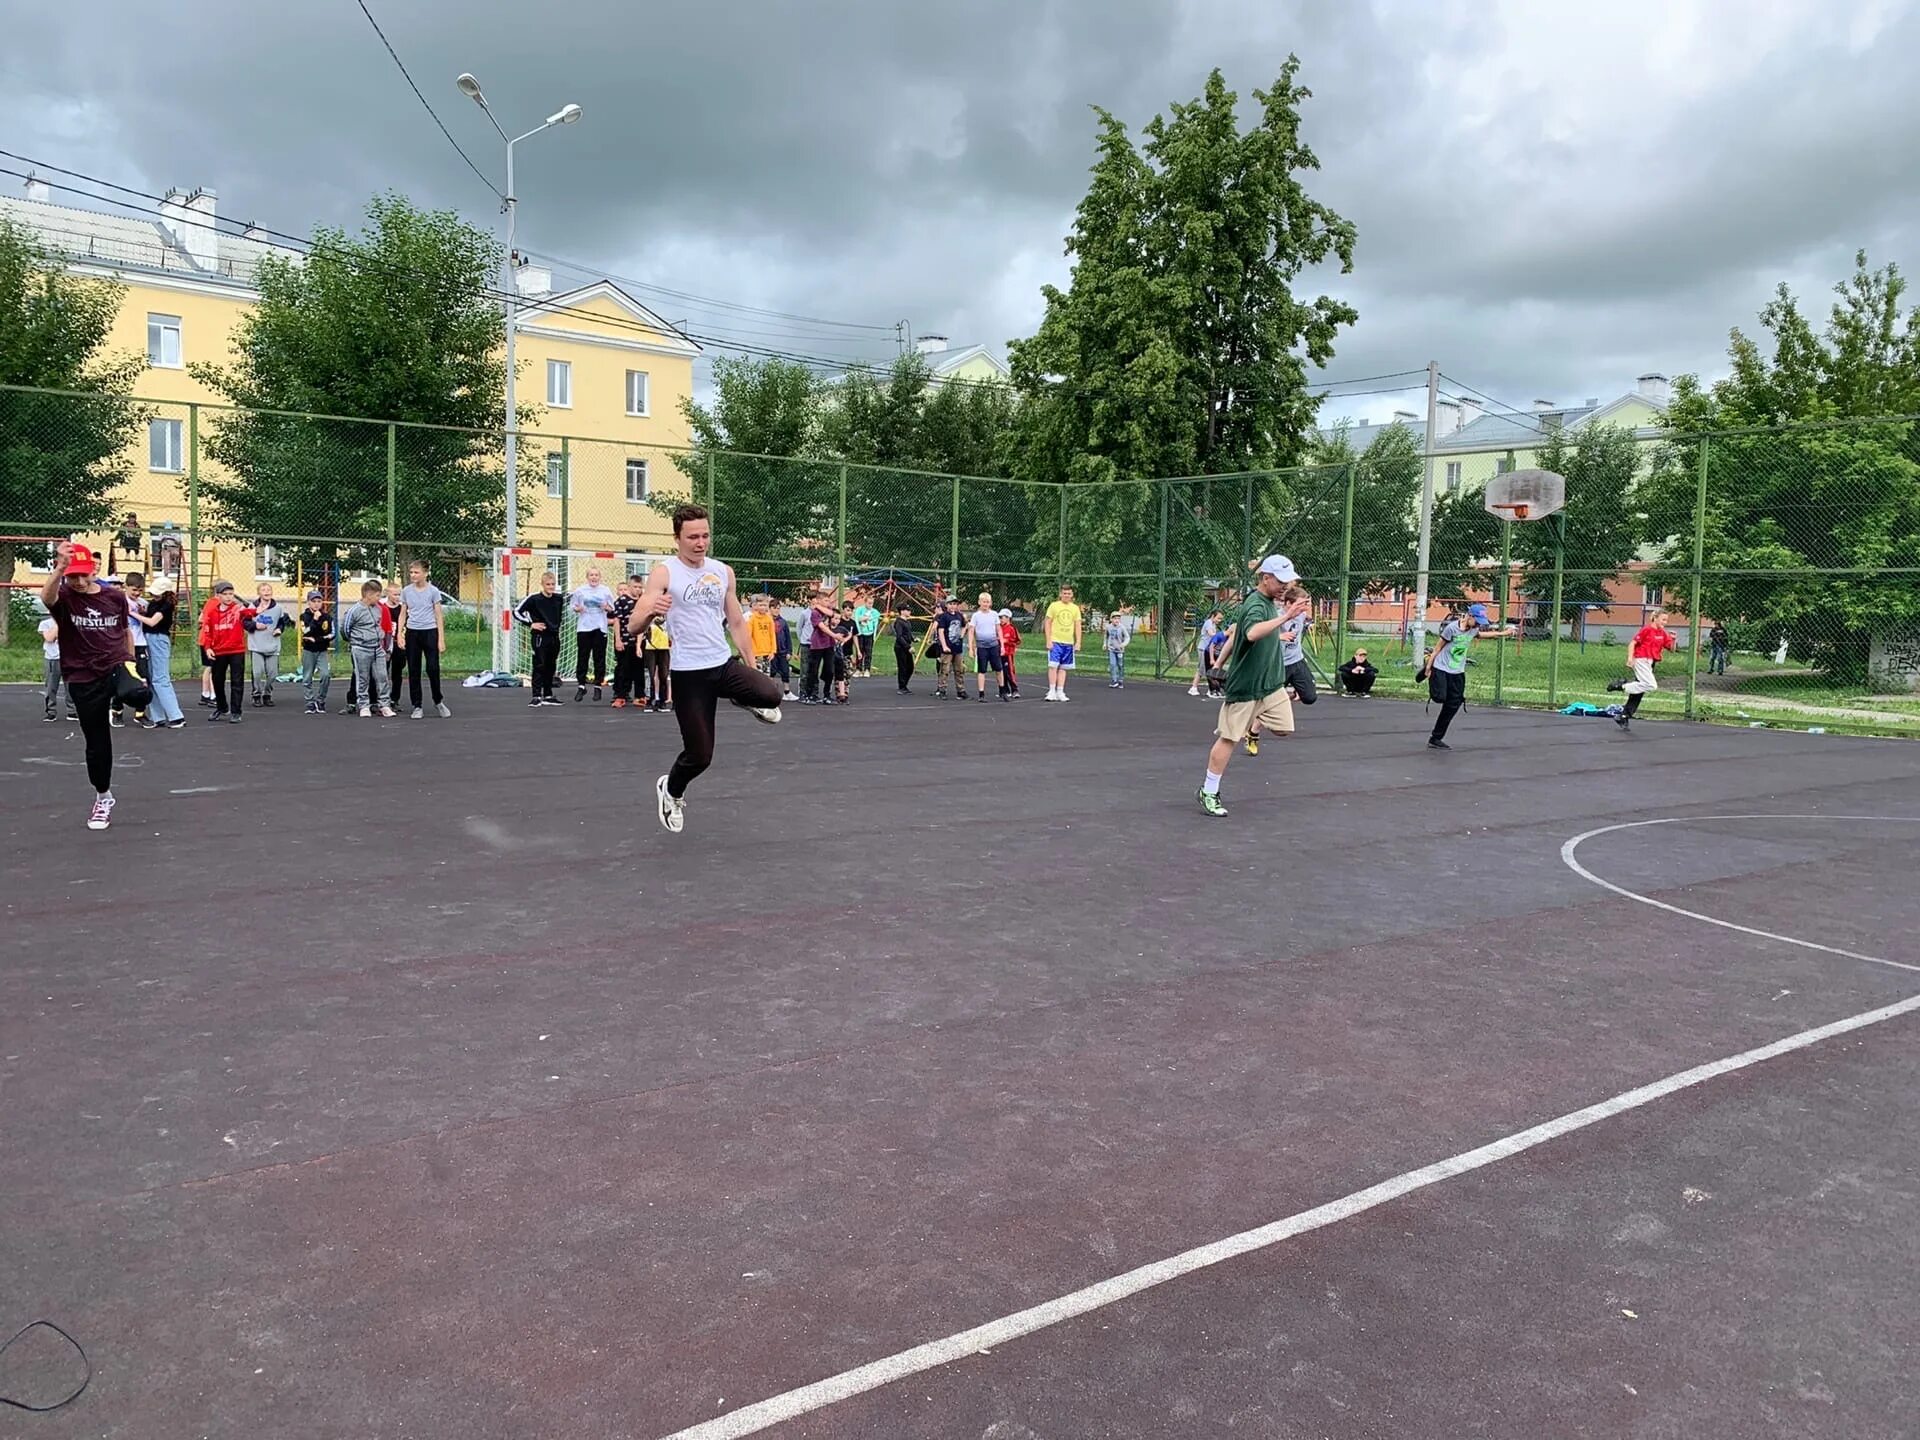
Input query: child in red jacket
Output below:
<box><xmin>1607</xmin><ymin>608</ymin><xmax>1677</xmax><ymax>729</ymax></box>
<box><xmin>197</xmin><ymin>581</ymin><xmax>255</xmax><ymax>722</ymax></box>
<box><xmin>996</xmin><ymin>609</ymin><xmax>1022</xmax><ymax>699</ymax></box>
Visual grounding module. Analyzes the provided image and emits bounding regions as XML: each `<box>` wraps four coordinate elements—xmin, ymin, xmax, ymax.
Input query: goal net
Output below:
<box><xmin>489</xmin><ymin>546</ymin><xmax>668</xmax><ymax>677</ymax></box>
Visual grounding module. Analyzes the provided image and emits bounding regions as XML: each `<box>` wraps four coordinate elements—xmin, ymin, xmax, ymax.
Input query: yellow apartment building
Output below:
<box><xmin>0</xmin><ymin>178</ymin><xmax>699</xmax><ymax>600</ymax></box>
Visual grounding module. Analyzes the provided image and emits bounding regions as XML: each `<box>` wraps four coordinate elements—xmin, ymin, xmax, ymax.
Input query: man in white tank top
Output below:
<box><xmin>634</xmin><ymin>503</ymin><xmax>785</xmax><ymax>833</ymax></box>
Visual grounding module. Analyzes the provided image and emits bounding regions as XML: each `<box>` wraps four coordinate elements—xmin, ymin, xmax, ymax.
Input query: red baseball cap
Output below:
<box><xmin>63</xmin><ymin>542</ymin><xmax>98</xmax><ymax>576</ymax></box>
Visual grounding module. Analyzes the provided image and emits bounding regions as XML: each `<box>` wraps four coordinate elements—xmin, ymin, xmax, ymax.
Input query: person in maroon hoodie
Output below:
<box><xmin>197</xmin><ymin>580</ymin><xmax>253</xmax><ymax>722</ymax></box>
<box><xmin>42</xmin><ymin>542</ymin><xmax>134</xmax><ymax>830</ymax></box>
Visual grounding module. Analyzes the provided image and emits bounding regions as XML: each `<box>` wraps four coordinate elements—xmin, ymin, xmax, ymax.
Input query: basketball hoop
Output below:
<box><xmin>1482</xmin><ymin>469</ymin><xmax>1566</xmax><ymax>522</ymax></box>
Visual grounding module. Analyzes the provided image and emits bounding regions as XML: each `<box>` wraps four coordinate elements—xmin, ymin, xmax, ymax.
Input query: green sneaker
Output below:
<box><xmin>1197</xmin><ymin>789</ymin><xmax>1228</xmax><ymax>818</ymax></box>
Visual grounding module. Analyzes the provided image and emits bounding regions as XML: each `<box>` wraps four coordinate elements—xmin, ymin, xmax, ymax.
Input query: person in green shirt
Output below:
<box><xmin>851</xmin><ymin>593</ymin><xmax>881</xmax><ymax>677</ymax></box>
<box><xmin>1197</xmin><ymin>555</ymin><xmax>1308</xmax><ymax>819</ymax></box>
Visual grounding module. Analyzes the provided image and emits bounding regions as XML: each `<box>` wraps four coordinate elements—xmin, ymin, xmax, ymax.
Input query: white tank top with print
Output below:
<box><xmin>661</xmin><ymin>554</ymin><xmax>732</xmax><ymax>671</ymax></box>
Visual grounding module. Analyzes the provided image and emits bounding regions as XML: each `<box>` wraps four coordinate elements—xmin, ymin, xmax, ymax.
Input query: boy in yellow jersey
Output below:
<box><xmin>747</xmin><ymin>594</ymin><xmax>778</xmax><ymax>675</ymax></box>
<box><xmin>1043</xmin><ymin>585</ymin><xmax>1083</xmax><ymax>702</ymax></box>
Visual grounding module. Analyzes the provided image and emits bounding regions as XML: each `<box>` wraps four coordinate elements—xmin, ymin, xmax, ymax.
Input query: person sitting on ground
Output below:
<box><xmin>1337</xmin><ymin>648</ymin><xmax>1378</xmax><ymax>696</ymax></box>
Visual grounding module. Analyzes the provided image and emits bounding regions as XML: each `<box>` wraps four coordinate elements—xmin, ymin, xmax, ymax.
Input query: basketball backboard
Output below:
<box><xmin>1482</xmin><ymin>468</ymin><xmax>1566</xmax><ymax>521</ymax></box>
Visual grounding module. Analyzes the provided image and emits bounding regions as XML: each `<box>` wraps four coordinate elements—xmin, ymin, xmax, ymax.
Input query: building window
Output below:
<box><xmin>546</xmin><ymin>452</ymin><xmax>568</xmax><ymax>499</ymax></box>
<box><xmin>1444</xmin><ymin>461</ymin><xmax>1461</xmax><ymax>495</ymax></box>
<box><xmin>1496</xmin><ymin>456</ymin><xmax>1515</xmax><ymax>475</ymax></box>
<box><xmin>546</xmin><ymin>359</ymin><xmax>572</xmax><ymax>408</ymax></box>
<box><xmin>545</xmin><ymin>553</ymin><xmax>570</xmax><ymax>592</ymax></box>
<box><xmin>147</xmin><ymin>314</ymin><xmax>182</xmax><ymax>368</ymax></box>
<box><xmin>625</xmin><ymin>458</ymin><xmax>649</xmax><ymax>503</ymax></box>
<box><xmin>255</xmin><ymin>542</ymin><xmax>283</xmax><ymax>579</ymax></box>
<box><xmin>624</xmin><ymin>557</ymin><xmax>651</xmax><ymax>581</ymax></box>
<box><xmin>148</xmin><ymin>418</ymin><xmax>183</xmax><ymax>472</ymax></box>
<box><xmin>625</xmin><ymin>370</ymin><xmax>650</xmax><ymax>417</ymax></box>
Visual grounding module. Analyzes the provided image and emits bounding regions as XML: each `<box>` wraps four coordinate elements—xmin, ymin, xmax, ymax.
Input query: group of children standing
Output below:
<box><xmin>514</xmin><ymin>567</ymin><xmax>675</xmax><ymax>710</ymax></box>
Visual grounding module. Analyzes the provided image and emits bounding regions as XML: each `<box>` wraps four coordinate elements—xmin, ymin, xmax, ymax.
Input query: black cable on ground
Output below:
<box><xmin>0</xmin><ymin>1320</ymin><xmax>91</xmax><ymax>1413</ymax></box>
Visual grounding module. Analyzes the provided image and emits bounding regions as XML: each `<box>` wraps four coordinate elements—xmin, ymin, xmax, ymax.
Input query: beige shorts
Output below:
<box><xmin>1216</xmin><ymin>688</ymin><xmax>1295</xmax><ymax>742</ymax></box>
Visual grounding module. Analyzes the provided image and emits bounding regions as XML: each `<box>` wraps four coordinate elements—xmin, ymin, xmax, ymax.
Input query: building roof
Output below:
<box><xmin>922</xmin><ymin>343</ymin><xmax>1008</xmax><ymax>379</ymax></box>
<box><xmin>0</xmin><ymin>192</ymin><xmax>276</xmax><ymax>288</ymax></box>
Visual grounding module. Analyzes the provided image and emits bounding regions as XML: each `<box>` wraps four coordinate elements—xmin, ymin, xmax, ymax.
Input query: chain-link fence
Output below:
<box><xmin>4</xmin><ymin>382</ymin><xmax>1917</xmax><ymax>735</ymax></box>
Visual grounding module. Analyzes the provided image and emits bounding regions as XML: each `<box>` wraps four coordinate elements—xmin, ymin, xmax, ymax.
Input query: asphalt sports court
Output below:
<box><xmin>3</xmin><ymin>680</ymin><xmax>1917</xmax><ymax>1438</ymax></box>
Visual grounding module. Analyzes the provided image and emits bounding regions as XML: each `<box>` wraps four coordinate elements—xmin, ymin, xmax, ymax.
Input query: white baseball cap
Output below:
<box><xmin>1256</xmin><ymin>554</ymin><xmax>1298</xmax><ymax>582</ymax></box>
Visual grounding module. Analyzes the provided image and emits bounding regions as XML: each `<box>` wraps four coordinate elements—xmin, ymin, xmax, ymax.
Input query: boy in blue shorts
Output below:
<box><xmin>1043</xmin><ymin>585</ymin><xmax>1082</xmax><ymax>702</ymax></box>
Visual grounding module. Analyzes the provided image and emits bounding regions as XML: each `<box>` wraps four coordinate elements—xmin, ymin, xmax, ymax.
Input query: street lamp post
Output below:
<box><xmin>454</xmin><ymin>74</ymin><xmax>582</xmax><ymax>555</ymax></box>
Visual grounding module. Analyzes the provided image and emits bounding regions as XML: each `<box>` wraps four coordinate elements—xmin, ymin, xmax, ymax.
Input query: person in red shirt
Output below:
<box><xmin>41</xmin><ymin>542</ymin><xmax>135</xmax><ymax>830</ymax></box>
<box><xmin>996</xmin><ymin>608</ymin><xmax>1022</xmax><ymax>699</ymax></box>
<box><xmin>197</xmin><ymin>580</ymin><xmax>255</xmax><ymax>722</ymax></box>
<box><xmin>1607</xmin><ymin>608</ymin><xmax>1677</xmax><ymax>729</ymax></box>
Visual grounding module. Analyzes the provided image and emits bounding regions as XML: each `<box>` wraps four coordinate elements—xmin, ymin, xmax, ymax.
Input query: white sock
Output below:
<box><xmin>1202</xmin><ymin>771</ymin><xmax>1222</xmax><ymax>796</ymax></box>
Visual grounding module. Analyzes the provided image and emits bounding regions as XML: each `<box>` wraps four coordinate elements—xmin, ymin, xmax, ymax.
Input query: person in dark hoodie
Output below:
<box><xmin>515</xmin><ymin>571</ymin><xmax>566</xmax><ymax>707</ymax></box>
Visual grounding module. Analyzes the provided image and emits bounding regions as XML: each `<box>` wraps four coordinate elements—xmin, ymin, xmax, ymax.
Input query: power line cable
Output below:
<box><xmin>349</xmin><ymin>0</ymin><xmax>502</xmax><ymax>200</ymax></box>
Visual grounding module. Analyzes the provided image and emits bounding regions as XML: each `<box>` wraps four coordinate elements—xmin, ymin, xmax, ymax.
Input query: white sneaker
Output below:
<box><xmin>358</xmin><ymin>705</ymin><xmax>371</xmax><ymax>717</ymax></box>
<box><xmin>1188</xmin><ymin>685</ymin><xmax>1201</xmax><ymax>696</ymax></box>
<box><xmin>1044</xmin><ymin>689</ymin><xmax>1057</xmax><ymax>701</ymax></box>
<box><xmin>435</xmin><ymin>702</ymin><xmax>452</xmax><ymax>718</ymax></box>
<box><xmin>88</xmin><ymin>792</ymin><xmax>115</xmax><ymax>830</ymax></box>
<box><xmin>1056</xmin><ymin>690</ymin><xmax>1070</xmax><ymax>702</ymax></box>
<box><xmin>655</xmin><ymin>774</ymin><xmax>684</xmax><ymax>834</ymax></box>
<box><xmin>378</xmin><ymin>706</ymin><xmax>396</xmax><ymax>718</ymax></box>
<box><xmin>411</xmin><ymin>707</ymin><xmax>424</xmax><ymax>719</ymax></box>
<box><xmin>731</xmin><ymin>699</ymin><xmax>782</xmax><ymax>725</ymax></box>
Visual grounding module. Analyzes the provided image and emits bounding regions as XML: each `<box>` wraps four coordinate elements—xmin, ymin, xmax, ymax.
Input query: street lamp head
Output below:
<box><xmin>549</xmin><ymin>103</ymin><xmax>584</xmax><ymax>126</ymax></box>
<box><xmin>456</xmin><ymin>73</ymin><xmax>488</xmax><ymax>106</ymax></box>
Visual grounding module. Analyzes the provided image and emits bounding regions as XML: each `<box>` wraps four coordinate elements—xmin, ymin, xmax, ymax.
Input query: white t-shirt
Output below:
<box><xmin>39</xmin><ymin>617</ymin><xmax>59</xmax><ymax>660</ymax></box>
<box><xmin>661</xmin><ymin>556</ymin><xmax>731</xmax><ymax>670</ymax></box>
<box><xmin>569</xmin><ymin>583</ymin><xmax>616</xmax><ymax>633</ymax></box>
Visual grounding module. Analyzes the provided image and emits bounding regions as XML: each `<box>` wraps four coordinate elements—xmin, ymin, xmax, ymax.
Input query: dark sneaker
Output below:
<box><xmin>1427</xmin><ymin>738</ymin><xmax>1450</xmax><ymax>750</ymax></box>
<box><xmin>227</xmin><ymin>712</ymin><xmax>242</xmax><ymax>724</ymax></box>
<box><xmin>42</xmin><ymin>711</ymin><xmax>56</xmax><ymax>723</ymax></box>
<box><xmin>575</xmin><ymin>686</ymin><xmax>587</xmax><ymax>702</ymax></box>
<box><xmin>1615</xmin><ymin>715</ymin><xmax>1631</xmax><ymax>729</ymax></box>
<box><xmin>593</xmin><ymin>686</ymin><xmax>603</xmax><ymax>702</ymax></box>
<box><xmin>1605</xmin><ymin>678</ymin><xmax>1624</xmax><ymax>692</ymax></box>
<box><xmin>1197</xmin><ymin>789</ymin><xmax>1228</xmax><ymax>819</ymax></box>
<box><xmin>207</xmin><ymin>709</ymin><xmax>226</xmax><ymax>723</ymax></box>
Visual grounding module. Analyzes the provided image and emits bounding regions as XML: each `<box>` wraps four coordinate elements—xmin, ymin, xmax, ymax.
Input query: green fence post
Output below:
<box><xmin>385</xmin><ymin>423</ymin><xmax>397</xmax><ymax>578</ymax></box>
<box><xmin>1335</xmin><ymin>461</ymin><xmax>1356</xmax><ymax>667</ymax></box>
<box><xmin>950</xmin><ymin>475</ymin><xmax>961</xmax><ymax>594</ymax></box>
<box><xmin>1242</xmin><ymin>473</ymin><xmax>1255</xmax><ymax>572</ymax></box>
<box><xmin>1685</xmin><ymin>435</ymin><xmax>1710</xmax><ymax>720</ymax></box>
<box><xmin>187</xmin><ymin>403</ymin><xmax>200</xmax><ymax>632</ymax></box>
<box><xmin>1546</xmin><ymin>514</ymin><xmax>1565</xmax><ymax>708</ymax></box>
<box><xmin>705</xmin><ymin>450</ymin><xmax>716</xmax><ymax>512</ymax></box>
<box><xmin>836</xmin><ymin>463</ymin><xmax>848</xmax><ymax>588</ymax></box>
<box><xmin>1494</xmin><ymin>517</ymin><xmax>1512</xmax><ymax>706</ymax></box>
<box><xmin>1155</xmin><ymin>480</ymin><xmax>1169</xmax><ymax>679</ymax></box>
<box><xmin>559</xmin><ymin>436</ymin><xmax>570</xmax><ymax>549</ymax></box>
<box><xmin>1056</xmin><ymin>484</ymin><xmax>1068</xmax><ymax>593</ymax></box>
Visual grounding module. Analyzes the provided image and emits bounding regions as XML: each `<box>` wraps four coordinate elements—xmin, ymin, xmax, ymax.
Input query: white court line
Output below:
<box><xmin>169</xmin><ymin>786</ymin><xmax>228</xmax><ymax>796</ymax></box>
<box><xmin>1561</xmin><ymin>813</ymin><xmax>1920</xmax><ymax>976</ymax></box>
<box><xmin>657</xmin><ymin>814</ymin><xmax>1919</xmax><ymax>1440</ymax></box>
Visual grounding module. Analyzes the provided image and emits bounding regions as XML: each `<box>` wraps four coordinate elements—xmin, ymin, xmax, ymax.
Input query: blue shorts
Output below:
<box><xmin>1047</xmin><ymin>642</ymin><xmax>1076</xmax><ymax>668</ymax></box>
<box><xmin>975</xmin><ymin>644</ymin><xmax>1003</xmax><ymax>674</ymax></box>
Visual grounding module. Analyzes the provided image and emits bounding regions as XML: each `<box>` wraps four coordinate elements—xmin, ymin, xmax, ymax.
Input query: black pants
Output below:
<box><xmin>612</xmin><ymin>646</ymin><xmax>644</xmax><ymax>701</ymax></box>
<box><xmin>1286</xmin><ymin>659</ymin><xmax>1317</xmax><ymax>705</ymax></box>
<box><xmin>1340</xmin><ymin>671</ymin><xmax>1375</xmax><ymax>695</ymax></box>
<box><xmin>69</xmin><ymin>673</ymin><xmax>115</xmax><ymax>793</ymax></box>
<box><xmin>1428</xmin><ymin>668</ymin><xmax>1467</xmax><ymax>741</ymax></box>
<box><xmin>666</xmin><ymin>660</ymin><xmax>786</xmax><ymax>798</ymax></box>
<box><xmin>803</xmin><ymin>646</ymin><xmax>837</xmax><ymax>700</ymax></box>
<box><xmin>530</xmin><ymin>631</ymin><xmax>560</xmax><ymax>698</ymax></box>
<box><xmin>647</xmin><ymin>651</ymin><xmax>671</xmax><ymax>706</ymax></box>
<box><xmin>389</xmin><ymin>644</ymin><xmax>405</xmax><ymax>706</ymax></box>
<box><xmin>405</xmin><ymin>628</ymin><xmax>442</xmax><ymax>707</ymax></box>
<box><xmin>895</xmin><ymin>640</ymin><xmax>915</xmax><ymax>690</ymax></box>
<box><xmin>576</xmin><ymin>629</ymin><xmax>608</xmax><ymax>687</ymax></box>
<box><xmin>210</xmin><ymin>652</ymin><xmax>245</xmax><ymax>715</ymax></box>
<box><xmin>857</xmin><ymin>633</ymin><xmax>875</xmax><ymax>673</ymax></box>
<box><xmin>770</xmin><ymin>650</ymin><xmax>791</xmax><ymax>687</ymax></box>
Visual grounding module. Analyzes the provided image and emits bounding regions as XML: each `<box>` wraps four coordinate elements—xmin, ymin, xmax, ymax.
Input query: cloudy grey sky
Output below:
<box><xmin>5</xmin><ymin>0</ymin><xmax>1916</xmax><ymax>424</ymax></box>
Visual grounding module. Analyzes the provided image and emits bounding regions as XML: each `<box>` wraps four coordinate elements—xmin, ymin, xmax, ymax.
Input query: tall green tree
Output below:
<box><xmin>0</xmin><ymin>219</ymin><xmax>146</xmax><ymax>642</ymax></box>
<box><xmin>1517</xmin><ymin>425</ymin><xmax>1645</xmax><ymax>626</ymax></box>
<box><xmin>194</xmin><ymin>193</ymin><xmax>526</xmax><ymax>577</ymax></box>
<box><xmin>1009</xmin><ymin>59</ymin><xmax>1357</xmax><ymax>606</ymax></box>
<box><xmin>1300</xmin><ymin>421</ymin><xmax>1421</xmax><ymax>603</ymax></box>
<box><xmin>666</xmin><ymin>354</ymin><xmax>831</xmax><ymax>576</ymax></box>
<box><xmin>1640</xmin><ymin>252</ymin><xmax>1920</xmax><ymax>681</ymax></box>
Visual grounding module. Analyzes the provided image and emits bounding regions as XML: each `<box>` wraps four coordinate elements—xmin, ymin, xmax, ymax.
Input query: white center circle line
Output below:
<box><xmin>1560</xmin><ymin>813</ymin><xmax>1920</xmax><ymax>974</ymax></box>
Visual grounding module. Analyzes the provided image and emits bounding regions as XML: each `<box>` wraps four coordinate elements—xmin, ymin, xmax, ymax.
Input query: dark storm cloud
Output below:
<box><xmin>5</xmin><ymin>0</ymin><xmax>1916</xmax><ymax>418</ymax></box>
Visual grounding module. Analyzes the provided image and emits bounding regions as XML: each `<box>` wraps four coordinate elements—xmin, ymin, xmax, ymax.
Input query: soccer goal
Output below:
<box><xmin>489</xmin><ymin>546</ymin><xmax>667</xmax><ymax>677</ymax></box>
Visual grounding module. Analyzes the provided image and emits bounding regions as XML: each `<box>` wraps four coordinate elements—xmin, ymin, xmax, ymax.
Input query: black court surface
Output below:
<box><xmin>3</xmin><ymin>678</ymin><xmax>1918</xmax><ymax>1439</ymax></box>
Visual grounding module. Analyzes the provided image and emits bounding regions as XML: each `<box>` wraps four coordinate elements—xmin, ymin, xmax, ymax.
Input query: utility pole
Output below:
<box><xmin>1411</xmin><ymin>359</ymin><xmax>1439</xmax><ymax>666</ymax></box>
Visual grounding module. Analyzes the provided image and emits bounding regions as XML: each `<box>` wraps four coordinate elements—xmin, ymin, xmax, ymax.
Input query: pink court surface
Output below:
<box><xmin>3</xmin><ymin>679</ymin><xmax>1918</xmax><ymax>1437</ymax></box>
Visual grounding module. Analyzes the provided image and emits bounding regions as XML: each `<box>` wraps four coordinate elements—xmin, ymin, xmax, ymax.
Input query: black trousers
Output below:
<box><xmin>112</xmin><ymin>648</ymin><xmax>151</xmax><ymax>715</ymax></box>
<box><xmin>666</xmin><ymin>660</ymin><xmax>786</xmax><ymax>798</ymax></box>
<box><xmin>769</xmin><ymin>649</ymin><xmax>791</xmax><ymax>686</ymax></box>
<box><xmin>612</xmin><ymin>646</ymin><xmax>644</xmax><ymax>701</ymax></box>
<box><xmin>1339</xmin><ymin>670</ymin><xmax>1376</xmax><ymax>695</ymax></box>
<box><xmin>69</xmin><ymin>673</ymin><xmax>115</xmax><ymax>793</ymax></box>
<box><xmin>857</xmin><ymin>633</ymin><xmax>875</xmax><ymax>672</ymax></box>
<box><xmin>894</xmin><ymin>640</ymin><xmax>915</xmax><ymax>689</ymax></box>
<box><xmin>647</xmin><ymin>651</ymin><xmax>671</xmax><ymax>705</ymax></box>
<box><xmin>405</xmin><ymin>628</ymin><xmax>442</xmax><ymax>706</ymax></box>
<box><xmin>210</xmin><ymin>652</ymin><xmax>245</xmax><ymax>714</ymax></box>
<box><xmin>530</xmin><ymin>630</ymin><xmax>560</xmax><ymax>698</ymax></box>
<box><xmin>803</xmin><ymin>646</ymin><xmax>837</xmax><ymax>700</ymax></box>
<box><xmin>1428</xmin><ymin>668</ymin><xmax>1467</xmax><ymax>741</ymax></box>
<box><xmin>1285</xmin><ymin>658</ymin><xmax>1317</xmax><ymax>705</ymax></box>
<box><xmin>575</xmin><ymin>629</ymin><xmax>608</xmax><ymax>687</ymax></box>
